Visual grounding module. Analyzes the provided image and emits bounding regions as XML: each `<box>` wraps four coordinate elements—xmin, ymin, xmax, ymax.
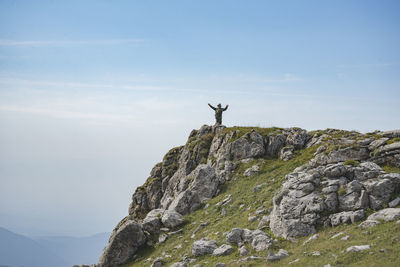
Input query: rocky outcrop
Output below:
<box><xmin>98</xmin><ymin>217</ymin><xmax>146</xmax><ymax>267</ymax></box>
<box><xmin>99</xmin><ymin>125</ymin><xmax>400</xmax><ymax>266</ymax></box>
<box><xmin>270</xmin><ymin>148</ymin><xmax>400</xmax><ymax>238</ymax></box>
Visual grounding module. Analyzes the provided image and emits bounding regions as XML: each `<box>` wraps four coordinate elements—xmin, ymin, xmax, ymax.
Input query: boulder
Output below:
<box><xmin>367</xmin><ymin>208</ymin><xmax>400</xmax><ymax>222</ymax></box>
<box><xmin>98</xmin><ymin>217</ymin><xmax>146</xmax><ymax>267</ymax></box>
<box><xmin>168</xmin><ymin>190</ymin><xmax>201</xmax><ymax>215</ymax></box>
<box><xmin>226</xmin><ymin>228</ymin><xmax>244</xmax><ymax>244</ymax></box>
<box><xmin>266</xmin><ymin>249</ymin><xmax>289</xmax><ymax>261</ymax></box>
<box><xmin>238</xmin><ymin>245</ymin><xmax>249</xmax><ymax>256</ymax></box>
<box><xmin>229</xmin><ymin>131</ymin><xmax>265</xmax><ymax>160</ymax></box>
<box><xmin>212</xmin><ymin>244</ymin><xmax>234</xmax><ymax>256</ymax></box>
<box><xmin>142</xmin><ymin>209</ymin><xmax>165</xmax><ymax>235</ymax></box>
<box><xmin>225</xmin><ymin>228</ymin><xmax>272</xmax><ymax>251</ymax></box>
<box><xmin>329</xmin><ymin>210</ymin><xmax>365</xmax><ymax>227</ymax></box>
<box><xmin>187</xmin><ymin>164</ymin><xmax>218</xmax><ymax>202</ymax></box>
<box><xmin>266</xmin><ymin>134</ymin><xmax>286</xmax><ymax>157</ymax></box>
<box><xmin>192</xmin><ymin>239</ymin><xmax>218</xmax><ymax>257</ymax></box>
<box><xmin>161</xmin><ymin>210</ymin><xmax>184</xmax><ymax>228</ymax></box>
<box><xmin>362</xmin><ymin>178</ymin><xmax>394</xmax><ymax>210</ymax></box>
<box><xmin>251</xmin><ymin>232</ymin><xmax>273</xmax><ymax>251</ymax></box>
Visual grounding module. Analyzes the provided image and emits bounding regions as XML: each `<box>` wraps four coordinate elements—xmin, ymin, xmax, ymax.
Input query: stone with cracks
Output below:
<box><xmin>192</xmin><ymin>239</ymin><xmax>218</xmax><ymax>257</ymax></box>
<box><xmin>212</xmin><ymin>244</ymin><xmax>234</xmax><ymax>256</ymax></box>
<box><xmin>329</xmin><ymin>210</ymin><xmax>365</xmax><ymax>227</ymax></box>
<box><xmin>142</xmin><ymin>209</ymin><xmax>165</xmax><ymax>235</ymax></box>
<box><xmin>228</xmin><ymin>131</ymin><xmax>265</xmax><ymax>160</ymax></box>
<box><xmin>367</xmin><ymin>208</ymin><xmax>400</xmax><ymax>222</ymax></box>
<box><xmin>251</xmin><ymin>233</ymin><xmax>273</xmax><ymax>251</ymax></box>
<box><xmin>168</xmin><ymin>190</ymin><xmax>201</xmax><ymax>215</ymax></box>
<box><xmin>161</xmin><ymin>210</ymin><xmax>184</xmax><ymax>228</ymax></box>
<box><xmin>98</xmin><ymin>217</ymin><xmax>146</xmax><ymax>267</ymax></box>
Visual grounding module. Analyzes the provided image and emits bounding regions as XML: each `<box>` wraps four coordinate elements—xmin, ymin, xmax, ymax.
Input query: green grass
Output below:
<box><xmin>344</xmin><ymin>160</ymin><xmax>360</xmax><ymax>166</ymax></box>
<box><xmin>222</xmin><ymin>126</ymin><xmax>283</xmax><ymax>143</ymax></box>
<box><xmin>382</xmin><ymin>165</ymin><xmax>400</xmax><ymax>174</ymax></box>
<box><xmin>387</xmin><ymin>137</ymin><xmax>400</xmax><ymax>145</ymax></box>
<box><xmin>273</xmin><ymin>220</ymin><xmax>400</xmax><ymax>267</ymax></box>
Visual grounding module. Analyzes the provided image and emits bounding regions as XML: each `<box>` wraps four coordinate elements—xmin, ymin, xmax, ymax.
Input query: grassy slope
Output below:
<box><xmin>125</xmin><ymin>129</ymin><xmax>400</xmax><ymax>267</ymax></box>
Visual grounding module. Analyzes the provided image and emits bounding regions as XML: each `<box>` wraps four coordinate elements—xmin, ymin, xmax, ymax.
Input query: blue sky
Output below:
<box><xmin>0</xmin><ymin>0</ymin><xmax>399</xmax><ymax>236</ymax></box>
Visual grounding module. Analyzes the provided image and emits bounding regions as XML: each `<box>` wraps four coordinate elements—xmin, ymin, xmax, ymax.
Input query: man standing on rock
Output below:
<box><xmin>208</xmin><ymin>103</ymin><xmax>229</xmax><ymax>125</ymax></box>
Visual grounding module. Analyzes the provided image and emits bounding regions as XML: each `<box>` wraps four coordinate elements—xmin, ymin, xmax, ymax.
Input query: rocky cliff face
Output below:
<box><xmin>98</xmin><ymin>126</ymin><xmax>400</xmax><ymax>267</ymax></box>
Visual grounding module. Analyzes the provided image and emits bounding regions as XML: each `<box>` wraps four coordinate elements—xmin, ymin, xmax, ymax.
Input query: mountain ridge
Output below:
<box><xmin>96</xmin><ymin>125</ymin><xmax>400</xmax><ymax>267</ymax></box>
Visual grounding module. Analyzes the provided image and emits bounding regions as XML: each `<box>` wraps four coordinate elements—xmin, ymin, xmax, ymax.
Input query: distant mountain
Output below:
<box><xmin>0</xmin><ymin>227</ymin><xmax>68</xmax><ymax>267</ymax></box>
<box><xmin>35</xmin><ymin>232</ymin><xmax>109</xmax><ymax>266</ymax></box>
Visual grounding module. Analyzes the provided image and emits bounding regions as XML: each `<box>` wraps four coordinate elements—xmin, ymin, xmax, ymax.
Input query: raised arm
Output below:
<box><xmin>223</xmin><ymin>104</ymin><xmax>229</xmax><ymax>111</ymax></box>
<box><xmin>208</xmin><ymin>103</ymin><xmax>216</xmax><ymax>110</ymax></box>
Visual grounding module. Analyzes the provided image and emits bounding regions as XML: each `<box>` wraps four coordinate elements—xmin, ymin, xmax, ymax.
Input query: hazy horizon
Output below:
<box><xmin>1</xmin><ymin>0</ymin><xmax>399</xmax><ymax>237</ymax></box>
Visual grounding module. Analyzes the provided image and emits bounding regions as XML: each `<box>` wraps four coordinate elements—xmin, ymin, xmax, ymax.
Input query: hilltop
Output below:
<box><xmin>96</xmin><ymin>125</ymin><xmax>400</xmax><ymax>267</ymax></box>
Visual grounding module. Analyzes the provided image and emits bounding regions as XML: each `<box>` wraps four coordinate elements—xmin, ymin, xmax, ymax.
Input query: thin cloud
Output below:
<box><xmin>338</xmin><ymin>63</ymin><xmax>395</xmax><ymax>68</ymax></box>
<box><xmin>0</xmin><ymin>39</ymin><xmax>145</xmax><ymax>47</ymax></box>
<box><xmin>0</xmin><ymin>105</ymin><xmax>132</xmax><ymax>122</ymax></box>
<box><xmin>0</xmin><ymin>77</ymin><xmax>169</xmax><ymax>91</ymax></box>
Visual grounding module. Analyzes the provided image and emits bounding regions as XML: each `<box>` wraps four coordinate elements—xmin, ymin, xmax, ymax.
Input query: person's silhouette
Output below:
<box><xmin>208</xmin><ymin>103</ymin><xmax>229</xmax><ymax>125</ymax></box>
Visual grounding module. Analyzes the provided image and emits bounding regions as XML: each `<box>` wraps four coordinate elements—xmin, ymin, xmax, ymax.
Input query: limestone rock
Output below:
<box><xmin>266</xmin><ymin>134</ymin><xmax>286</xmax><ymax>157</ymax></box>
<box><xmin>389</xmin><ymin>197</ymin><xmax>400</xmax><ymax>208</ymax></box>
<box><xmin>358</xmin><ymin>220</ymin><xmax>380</xmax><ymax>229</ymax></box>
<box><xmin>346</xmin><ymin>245</ymin><xmax>370</xmax><ymax>252</ymax></box>
<box><xmin>243</xmin><ymin>165</ymin><xmax>259</xmax><ymax>177</ymax></box>
<box><xmin>286</xmin><ymin>129</ymin><xmax>309</xmax><ymax>149</ymax></box>
<box><xmin>238</xmin><ymin>245</ymin><xmax>249</xmax><ymax>256</ymax></box>
<box><xmin>170</xmin><ymin>262</ymin><xmax>188</xmax><ymax>267</ymax></box>
<box><xmin>168</xmin><ymin>190</ymin><xmax>201</xmax><ymax>215</ymax></box>
<box><xmin>329</xmin><ymin>210</ymin><xmax>365</xmax><ymax>227</ymax></box>
<box><xmin>382</xmin><ymin>129</ymin><xmax>400</xmax><ymax>138</ymax></box>
<box><xmin>225</xmin><ymin>228</ymin><xmax>272</xmax><ymax>251</ymax></box>
<box><xmin>142</xmin><ymin>209</ymin><xmax>165</xmax><ymax>235</ymax></box>
<box><xmin>266</xmin><ymin>249</ymin><xmax>289</xmax><ymax>261</ymax></box>
<box><xmin>192</xmin><ymin>239</ymin><xmax>218</xmax><ymax>257</ymax></box>
<box><xmin>303</xmin><ymin>234</ymin><xmax>318</xmax><ymax>245</ymax></box>
<box><xmin>187</xmin><ymin>164</ymin><xmax>218</xmax><ymax>202</ymax></box>
<box><xmin>229</xmin><ymin>131</ymin><xmax>265</xmax><ymax>160</ymax></box>
<box><xmin>151</xmin><ymin>257</ymin><xmax>164</xmax><ymax>267</ymax></box>
<box><xmin>368</xmin><ymin>138</ymin><xmax>389</xmax><ymax>151</ymax></box>
<box><xmin>280</xmin><ymin>145</ymin><xmax>295</xmax><ymax>161</ymax></box>
<box><xmin>367</xmin><ymin>208</ymin><xmax>400</xmax><ymax>222</ymax></box>
<box><xmin>161</xmin><ymin>210</ymin><xmax>184</xmax><ymax>228</ymax></box>
<box><xmin>251</xmin><ymin>232</ymin><xmax>273</xmax><ymax>251</ymax></box>
<box><xmin>212</xmin><ymin>244</ymin><xmax>234</xmax><ymax>256</ymax></box>
<box><xmin>98</xmin><ymin>217</ymin><xmax>146</xmax><ymax>267</ymax></box>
